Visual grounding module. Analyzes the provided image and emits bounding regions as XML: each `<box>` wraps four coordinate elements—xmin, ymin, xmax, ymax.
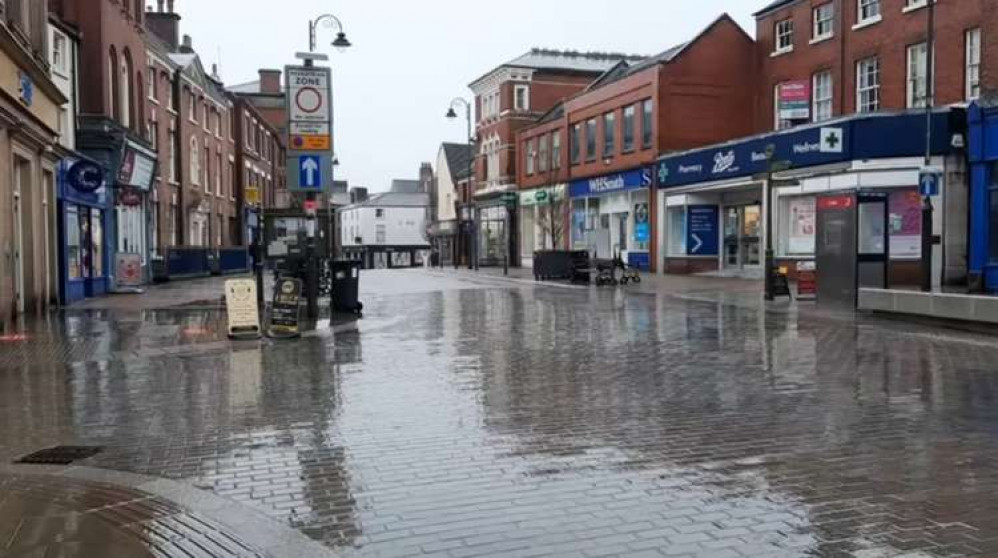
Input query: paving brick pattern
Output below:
<box><xmin>2</xmin><ymin>270</ymin><xmax>998</xmax><ymax>557</ymax></box>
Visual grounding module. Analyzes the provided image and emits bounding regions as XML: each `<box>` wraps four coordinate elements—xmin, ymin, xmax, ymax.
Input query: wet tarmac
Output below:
<box><xmin>2</xmin><ymin>269</ymin><xmax>998</xmax><ymax>557</ymax></box>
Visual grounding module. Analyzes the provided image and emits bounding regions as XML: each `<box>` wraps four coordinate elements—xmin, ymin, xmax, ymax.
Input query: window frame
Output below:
<box><xmin>622</xmin><ymin>105</ymin><xmax>636</xmax><ymax>153</ymax></box>
<box><xmin>906</xmin><ymin>41</ymin><xmax>934</xmax><ymax>109</ymax></box>
<box><xmin>812</xmin><ymin>3</ymin><xmax>834</xmax><ymax>41</ymax></box>
<box><xmin>189</xmin><ymin>135</ymin><xmax>200</xmax><ymax>186</ymax></box>
<box><xmin>570</xmin><ymin>123</ymin><xmax>581</xmax><ymax>165</ymax></box>
<box><xmin>966</xmin><ymin>28</ymin><xmax>982</xmax><ymax>101</ymax></box>
<box><xmin>775</xmin><ymin>19</ymin><xmax>794</xmax><ymax>53</ymax></box>
<box><xmin>526</xmin><ymin>138</ymin><xmax>536</xmax><ymax>176</ymax></box>
<box><xmin>641</xmin><ymin>100</ymin><xmax>654</xmax><ymax>149</ymax></box>
<box><xmin>538</xmin><ymin>134</ymin><xmax>549</xmax><ymax>173</ymax></box>
<box><xmin>812</xmin><ymin>70</ymin><xmax>833</xmax><ymax>122</ymax></box>
<box><xmin>857</xmin><ymin>0</ymin><xmax>881</xmax><ymax>25</ymax></box>
<box><xmin>514</xmin><ymin>84</ymin><xmax>530</xmax><ymax>112</ymax></box>
<box><xmin>51</xmin><ymin>30</ymin><xmax>69</xmax><ymax>76</ymax></box>
<box><xmin>585</xmin><ymin>118</ymin><xmax>597</xmax><ymax>163</ymax></box>
<box><xmin>603</xmin><ymin>111</ymin><xmax>616</xmax><ymax>159</ymax></box>
<box><xmin>856</xmin><ymin>56</ymin><xmax>881</xmax><ymax>113</ymax></box>
<box><xmin>552</xmin><ymin>131</ymin><xmax>562</xmax><ymax>170</ymax></box>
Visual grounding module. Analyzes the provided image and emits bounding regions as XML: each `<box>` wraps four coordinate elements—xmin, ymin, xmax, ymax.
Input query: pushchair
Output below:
<box><xmin>615</xmin><ymin>254</ymin><xmax>642</xmax><ymax>285</ymax></box>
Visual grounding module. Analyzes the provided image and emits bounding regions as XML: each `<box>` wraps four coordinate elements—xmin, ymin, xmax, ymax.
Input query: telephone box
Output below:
<box><xmin>815</xmin><ymin>191</ymin><xmax>889</xmax><ymax>306</ymax></box>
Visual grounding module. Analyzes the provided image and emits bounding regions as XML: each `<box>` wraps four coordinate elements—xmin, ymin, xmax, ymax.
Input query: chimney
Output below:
<box><xmin>145</xmin><ymin>2</ymin><xmax>181</xmax><ymax>50</ymax></box>
<box><xmin>180</xmin><ymin>34</ymin><xmax>193</xmax><ymax>53</ymax></box>
<box><xmin>258</xmin><ymin>69</ymin><xmax>282</xmax><ymax>94</ymax></box>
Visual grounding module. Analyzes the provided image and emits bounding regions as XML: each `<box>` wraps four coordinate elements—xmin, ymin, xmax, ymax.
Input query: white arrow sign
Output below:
<box><xmin>302</xmin><ymin>157</ymin><xmax>319</xmax><ymax>186</ymax></box>
<box><xmin>691</xmin><ymin>233</ymin><xmax>703</xmax><ymax>254</ymax></box>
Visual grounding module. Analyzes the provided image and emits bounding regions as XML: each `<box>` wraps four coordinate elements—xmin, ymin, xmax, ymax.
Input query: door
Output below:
<box><xmin>857</xmin><ymin>193</ymin><xmax>889</xmax><ymax>289</ymax></box>
<box><xmin>12</xmin><ymin>191</ymin><xmax>23</xmax><ymax>315</ymax></box>
<box><xmin>816</xmin><ymin>194</ymin><xmax>858</xmax><ymax>306</ymax></box>
<box><xmin>723</xmin><ymin>205</ymin><xmax>762</xmax><ymax>269</ymax></box>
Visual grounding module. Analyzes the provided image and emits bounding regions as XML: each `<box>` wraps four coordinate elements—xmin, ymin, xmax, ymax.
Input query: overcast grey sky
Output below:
<box><xmin>167</xmin><ymin>1</ymin><xmax>759</xmax><ymax>192</ymax></box>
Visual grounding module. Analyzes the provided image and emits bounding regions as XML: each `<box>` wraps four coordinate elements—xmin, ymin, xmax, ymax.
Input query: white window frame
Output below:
<box><xmin>812</xmin><ymin>71</ymin><xmax>833</xmax><ymax>122</ymax></box>
<box><xmin>526</xmin><ymin>139</ymin><xmax>536</xmax><ymax>175</ymax></box>
<box><xmin>812</xmin><ymin>3</ymin><xmax>834</xmax><ymax>42</ymax></box>
<box><xmin>773</xmin><ymin>83</ymin><xmax>792</xmax><ymax>131</ymax></box>
<box><xmin>168</xmin><ymin>127</ymin><xmax>177</xmax><ymax>183</ymax></box>
<box><xmin>966</xmin><ymin>28</ymin><xmax>981</xmax><ymax>101</ymax></box>
<box><xmin>856</xmin><ymin>0</ymin><xmax>881</xmax><ymax>26</ymax></box>
<box><xmin>903</xmin><ymin>0</ymin><xmax>931</xmax><ymax>13</ymax></box>
<box><xmin>552</xmin><ymin>131</ymin><xmax>562</xmax><ymax>170</ymax></box>
<box><xmin>774</xmin><ymin>19</ymin><xmax>794</xmax><ymax>54</ymax></box>
<box><xmin>906</xmin><ymin>42</ymin><xmax>934</xmax><ymax>109</ymax></box>
<box><xmin>856</xmin><ymin>56</ymin><xmax>881</xmax><ymax>113</ymax></box>
<box><xmin>514</xmin><ymin>84</ymin><xmax>529</xmax><ymax>112</ymax></box>
<box><xmin>190</xmin><ymin>135</ymin><xmax>200</xmax><ymax>186</ymax></box>
<box><xmin>51</xmin><ymin>30</ymin><xmax>68</xmax><ymax>76</ymax></box>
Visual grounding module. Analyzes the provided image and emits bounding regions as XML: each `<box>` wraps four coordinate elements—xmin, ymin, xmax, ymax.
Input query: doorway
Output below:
<box><xmin>723</xmin><ymin>204</ymin><xmax>762</xmax><ymax>269</ymax></box>
<box><xmin>12</xmin><ymin>190</ymin><xmax>23</xmax><ymax>316</ymax></box>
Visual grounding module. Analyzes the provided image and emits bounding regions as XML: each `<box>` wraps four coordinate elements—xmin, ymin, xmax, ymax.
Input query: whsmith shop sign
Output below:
<box><xmin>570</xmin><ymin>167</ymin><xmax>653</xmax><ymax>198</ymax></box>
<box><xmin>656</xmin><ymin>111</ymin><xmax>958</xmax><ymax>189</ymax></box>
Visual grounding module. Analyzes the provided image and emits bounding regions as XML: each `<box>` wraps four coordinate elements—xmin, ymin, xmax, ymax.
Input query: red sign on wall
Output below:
<box><xmin>817</xmin><ymin>195</ymin><xmax>854</xmax><ymax>210</ymax></box>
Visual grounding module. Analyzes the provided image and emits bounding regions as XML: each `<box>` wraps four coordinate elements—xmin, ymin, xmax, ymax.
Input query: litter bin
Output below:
<box><xmin>330</xmin><ymin>260</ymin><xmax>363</xmax><ymax>314</ymax></box>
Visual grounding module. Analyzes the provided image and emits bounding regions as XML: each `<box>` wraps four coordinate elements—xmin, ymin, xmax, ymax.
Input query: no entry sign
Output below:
<box><xmin>287</xmin><ymin>67</ymin><xmax>331</xmax><ymax>124</ymax></box>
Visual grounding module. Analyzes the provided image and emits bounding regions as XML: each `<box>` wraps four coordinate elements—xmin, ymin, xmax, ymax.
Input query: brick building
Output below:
<box><xmin>515</xmin><ymin>16</ymin><xmax>756</xmax><ymax>272</ymax></box>
<box><xmin>231</xmin><ymin>94</ymin><xmax>282</xmax><ymax>249</ymax></box>
<box><xmin>51</xmin><ymin>0</ymin><xmax>158</xmax><ymax>287</ymax></box>
<box><xmin>755</xmin><ymin>0</ymin><xmax>983</xmax><ymax>131</ymax></box>
<box><xmin>229</xmin><ymin>70</ymin><xmax>289</xmax><ymax>209</ymax></box>
<box><xmin>468</xmin><ymin>49</ymin><xmax>642</xmax><ymax>267</ymax></box>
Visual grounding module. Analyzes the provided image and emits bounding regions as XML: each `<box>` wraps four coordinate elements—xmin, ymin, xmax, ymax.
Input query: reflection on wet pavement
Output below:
<box><xmin>2</xmin><ymin>270</ymin><xmax>998</xmax><ymax>557</ymax></box>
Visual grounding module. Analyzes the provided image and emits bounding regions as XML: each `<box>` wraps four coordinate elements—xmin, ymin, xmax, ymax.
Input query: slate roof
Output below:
<box><xmin>343</xmin><ymin>192</ymin><xmax>430</xmax><ymax>209</ymax></box>
<box><xmin>227</xmin><ymin>79</ymin><xmax>285</xmax><ymax>95</ymax></box>
<box><xmin>505</xmin><ymin>48</ymin><xmax>646</xmax><ymax>73</ymax></box>
<box><xmin>754</xmin><ymin>0</ymin><xmax>798</xmax><ymax>17</ymax></box>
<box><xmin>442</xmin><ymin>143</ymin><xmax>473</xmax><ymax>181</ymax></box>
<box><xmin>390</xmin><ymin>179</ymin><xmax>422</xmax><ymax>194</ymax></box>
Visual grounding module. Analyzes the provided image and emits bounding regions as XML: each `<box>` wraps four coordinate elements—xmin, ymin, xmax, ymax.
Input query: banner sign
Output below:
<box><xmin>269</xmin><ymin>278</ymin><xmax>302</xmax><ymax>338</ymax></box>
<box><xmin>225</xmin><ymin>279</ymin><xmax>261</xmax><ymax>339</ymax></box>
<box><xmin>570</xmin><ymin>167</ymin><xmax>652</xmax><ymax>198</ymax></box>
<box><xmin>686</xmin><ymin>205</ymin><xmax>719</xmax><ymax>256</ymax></box>
<box><xmin>779</xmin><ymin>80</ymin><xmax>811</xmax><ymax>120</ymax></box>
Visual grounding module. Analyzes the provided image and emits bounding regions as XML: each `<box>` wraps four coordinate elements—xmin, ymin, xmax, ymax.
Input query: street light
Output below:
<box><xmin>309</xmin><ymin>14</ymin><xmax>351</xmax><ymax>53</ymax></box>
<box><xmin>447</xmin><ymin>97</ymin><xmax>477</xmax><ymax>270</ymax></box>
<box><xmin>762</xmin><ymin>144</ymin><xmax>792</xmax><ymax>302</ymax></box>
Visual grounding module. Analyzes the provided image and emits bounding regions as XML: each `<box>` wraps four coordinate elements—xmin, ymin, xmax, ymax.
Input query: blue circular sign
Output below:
<box><xmin>67</xmin><ymin>160</ymin><xmax>105</xmax><ymax>193</ymax></box>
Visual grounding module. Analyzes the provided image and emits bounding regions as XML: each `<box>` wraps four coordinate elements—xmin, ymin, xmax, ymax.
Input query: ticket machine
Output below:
<box><xmin>815</xmin><ymin>191</ymin><xmax>889</xmax><ymax>306</ymax></box>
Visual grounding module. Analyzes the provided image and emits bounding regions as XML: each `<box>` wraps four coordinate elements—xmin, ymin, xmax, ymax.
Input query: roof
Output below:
<box><xmin>341</xmin><ymin>192</ymin><xmax>430</xmax><ymax>210</ymax></box>
<box><xmin>470</xmin><ymin>48</ymin><xmax>647</xmax><ymax>88</ymax></box>
<box><xmin>754</xmin><ymin>0</ymin><xmax>798</xmax><ymax>17</ymax></box>
<box><xmin>390</xmin><ymin>179</ymin><xmax>422</xmax><ymax>193</ymax></box>
<box><xmin>227</xmin><ymin>79</ymin><xmax>285</xmax><ymax>95</ymax></box>
<box><xmin>442</xmin><ymin>143</ymin><xmax>473</xmax><ymax>181</ymax></box>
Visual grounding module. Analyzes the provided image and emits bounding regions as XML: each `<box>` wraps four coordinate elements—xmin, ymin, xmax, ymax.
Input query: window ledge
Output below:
<box><xmin>149</xmin><ymin>97</ymin><xmax>160</xmax><ymax>106</ymax></box>
<box><xmin>852</xmin><ymin>16</ymin><xmax>883</xmax><ymax>30</ymax></box>
<box><xmin>902</xmin><ymin>2</ymin><xmax>932</xmax><ymax>14</ymax></box>
<box><xmin>770</xmin><ymin>47</ymin><xmax>794</xmax><ymax>58</ymax></box>
<box><xmin>809</xmin><ymin>34</ymin><xmax>834</xmax><ymax>45</ymax></box>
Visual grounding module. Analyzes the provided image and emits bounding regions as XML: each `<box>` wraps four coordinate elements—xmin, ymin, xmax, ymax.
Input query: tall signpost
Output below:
<box><xmin>920</xmin><ymin>0</ymin><xmax>937</xmax><ymax>293</ymax></box>
<box><xmin>286</xmin><ymin>55</ymin><xmax>335</xmax><ymax>320</ymax></box>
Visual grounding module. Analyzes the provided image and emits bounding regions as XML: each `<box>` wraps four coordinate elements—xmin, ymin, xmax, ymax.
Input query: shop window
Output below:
<box><xmin>888</xmin><ymin>189</ymin><xmax>923</xmax><ymax>260</ymax></box>
<box><xmin>779</xmin><ymin>196</ymin><xmax>816</xmax><ymax>256</ymax></box>
<box><xmin>91</xmin><ymin>211</ymin><xmax>104</xmax><ymax>277</ymax></box>
<box><xmin>67</xmin><ymin>205</ymin><xmax>81</xmax><ymax>279</ymax></box>
<box><xmin>668</xmin><ymin>206</ymin><xmax>686</xmax><ymax>256</ymax></box>
<box><xmin>571</xmin><ymin>198</ymin><xmax>586</xmax><ymax>247</ymax></box>
<box><xmin>990</xmin><ymin>165</ymin><xmax>998</xmax><ymax>262</ymax></box>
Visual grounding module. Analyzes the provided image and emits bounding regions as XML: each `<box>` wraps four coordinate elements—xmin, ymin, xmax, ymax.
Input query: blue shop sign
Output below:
<box><xmin>687</xmin><ymin>206</ymin><xmax>719</xmax><ymax>256</ymax></box>
<box><xmin>658</xmin><ymin>111</ymin><xmax>956</xmax><ymax>189</ymax></box>
<box><xmin>67</xmin><ymin>160</ymin><xmax>106</xmax><ymax>194</ymax></box>
<box><xmin>570</xmin><ymin>167</ymin><xmax>653</xmax><ymax>198</ymax></box>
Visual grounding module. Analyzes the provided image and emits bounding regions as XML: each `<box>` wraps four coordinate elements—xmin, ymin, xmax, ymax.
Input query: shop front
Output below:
<box><xmin>570</xmin><ymin>167</ymin><xmax>652</xmax><ymax>270</ymax></box>
<box><xmin>58</xmin><ymin>158</ymin><xmax>111</xmax><ymax>304</ymax></box>
<box><xmin>476</xmin><ymin>198</ymin><xmax>517</xmax><ymax>268</ymax></box>
<box><xmin>111</xmin><ymin>140</ymin><xmax>157</xmax><ymax>289</ymax></box>
<box><xmin>519</xmin><ymin>184</ymin><xmax>566</xmax><ymax>267</ymax></box>
<box><xmin>657</xmin><ymin>110</ymin><xmax>965</xmax><ymax>288</ymax></box>
<box><xmin>967</xmin><ymin>103</ymin><xmax>998</xmax><ymax>292</ymax></box>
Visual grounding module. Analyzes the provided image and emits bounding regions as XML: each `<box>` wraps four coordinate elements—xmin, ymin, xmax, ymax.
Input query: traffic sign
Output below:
<box><xmin>919</xmin><ymin>168</ymin><xmax>941</xmax><ymax>197</ymax></box>
<box><xmin>291</xmin><ymin>135</ymin><xmax>331</xmax><ymax>151</ymax></box>
<box><xmin>287</xmin><ymin>153</ymin><xmax>333</xmax><ymax>192</ymax></box>
<box><xmin>285</xmin><ymin>65</ymin><xmax>334</xmax><ymax>160</ymax></box>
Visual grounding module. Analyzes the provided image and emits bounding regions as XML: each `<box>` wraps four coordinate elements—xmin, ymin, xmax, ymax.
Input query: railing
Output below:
<box><xmin>162</xmin><ymin>247</ymin><xmax>250</xmax><ymax>279</ymax></box>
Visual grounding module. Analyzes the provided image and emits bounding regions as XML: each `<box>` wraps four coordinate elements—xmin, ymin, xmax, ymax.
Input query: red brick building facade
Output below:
<box><xmin>755</xmin><ymin>0</ymin><xmax>983</xmax><ymax>132</ymax></box>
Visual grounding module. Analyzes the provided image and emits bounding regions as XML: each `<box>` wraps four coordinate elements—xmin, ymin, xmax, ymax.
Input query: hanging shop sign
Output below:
<box><xmin>570</xmin><ymin>167</ymin><xmax>653</xmax><ymax>198</ymax></box>
<box><xmin>687</xmin><ymin>205</ymin><xmax>719</xmax><ymax>256</ymax></box>
<box><xmin>520</xmin><ymin>185</ymin><xmax>565</xmax><ymax>206</ymax></box>
<box><xmin>117</xmin><ymin>147</ymin><xmax>157</xmax><ymax>190</ymax></box>
<box><xmin>779</xmin><ymin>80</ymin><xmax>811</xmax><ymax>121</ymax></box>
<box><xmin>269</xmin><ymin>277</ymin><xmax>303</xmax><ymax>338</ymax></box>
<box><xmin>67</xmin><ymin>160</ymin><xmax>106</xmax><ymax>194</ymax></box>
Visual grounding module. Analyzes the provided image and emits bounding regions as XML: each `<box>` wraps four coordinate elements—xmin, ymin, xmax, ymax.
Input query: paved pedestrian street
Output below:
<box><xmin>2</xmin><ymin>269</ymin><xmax>998</xmax><ymax>557</ymax></box>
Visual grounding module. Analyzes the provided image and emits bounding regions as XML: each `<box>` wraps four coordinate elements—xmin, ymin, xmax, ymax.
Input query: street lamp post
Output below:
<box><xmin>920</xmin><ymin>0</ymin><xmax>936</xmax><ymax>293</ymax></box>
<box><xmin>762</xmin><ymin>144</ymin><xmax>792</xmax><ymax>302</ymax></box>
<box><xmin>447</xmin><ymin>98</ymin><xmax>476</xmax><ymax>270</ymax></box>
<box><xmin>309</xmin><ymin>14</ymin><xmax>352</xmax><ymax>54</ymax></box>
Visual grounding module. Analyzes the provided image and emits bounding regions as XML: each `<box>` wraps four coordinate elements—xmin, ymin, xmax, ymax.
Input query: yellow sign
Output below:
<box><xmin>225</xmin><ymin>279</ymin><xmax>261</xmax><ymax>339</ymax></box>
<box><xmin>291</xmin><ymin>134</ymin><xmax>331</xmax><ymax>151</ymax></box>
<box><xmin>246</xmin><ymin>186</ymin><xmax>260</xmax><ymax>205</ymax></box>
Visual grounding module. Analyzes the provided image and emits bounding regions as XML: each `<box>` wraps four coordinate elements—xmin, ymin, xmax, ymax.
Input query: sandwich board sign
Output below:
<box><xmin>269</xmin><ymin>277</ymin><xmax>303</xmax><ymax>338</ymax></box>
<box><xmin>225</xmin><ymin>279</ymin><xmax>261</xmax><ymax>339</ymax></box>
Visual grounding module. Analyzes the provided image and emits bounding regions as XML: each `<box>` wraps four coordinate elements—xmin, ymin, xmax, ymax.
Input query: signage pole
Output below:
<box><xmin>256</xmin><ymin>201</ymin><xmax>265</xmax><ymax>313</ymax></box>
<box><xmin>920</xmin><ymin>0</ymin><xmax>935</xmax><ymax>293</ymax></box>
<box><xmin>764</xmin><ymin>146</ymin><xmax>776</xmax><ymax>302</ymax></box>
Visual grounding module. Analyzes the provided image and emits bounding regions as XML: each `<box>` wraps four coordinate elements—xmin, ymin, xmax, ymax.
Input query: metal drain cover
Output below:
<box><xmin>16</xmin><ymin>446</ymin><xmax>102</xmax><ymax>465</ymax></box>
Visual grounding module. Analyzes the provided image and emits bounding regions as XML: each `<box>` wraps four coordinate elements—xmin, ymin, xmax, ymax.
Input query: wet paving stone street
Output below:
<box><xmin>3</xmin><ymin>269</ymin><xmax>998</xmax><ymax>557</ymax></box>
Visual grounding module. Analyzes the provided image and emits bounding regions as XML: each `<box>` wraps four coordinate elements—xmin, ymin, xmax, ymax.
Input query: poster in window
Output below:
<box><xmin>788</xmin><ymin>197</ymin><xmax>816</xmax><ymax>254</ymax></box>
<box><xmin>633</xmin><ymin>203</ymin><xmax>650</xmax><ymax>243</ymax></box>
<box><xmin>889</xmin><ymin>189</ymin><xmax>922</xmax><ymax>259</ymax></box>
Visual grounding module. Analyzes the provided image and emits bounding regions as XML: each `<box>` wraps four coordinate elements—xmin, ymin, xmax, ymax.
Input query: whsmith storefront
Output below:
<box><xmin>656</xmin><ymin>109</ymin><xmax>967</xmax><ymax>287</ymax></box>
<box><xmin>570</xmin><ymin>167</ymin><xmax>653</xmax><ymax>270</ymax></box>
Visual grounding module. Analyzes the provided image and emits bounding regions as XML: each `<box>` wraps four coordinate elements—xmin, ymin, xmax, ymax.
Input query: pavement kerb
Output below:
<box><xmin>0</xmin><ymin>463</ymin><xmax>339</xmax><ymax>558</ymax></box>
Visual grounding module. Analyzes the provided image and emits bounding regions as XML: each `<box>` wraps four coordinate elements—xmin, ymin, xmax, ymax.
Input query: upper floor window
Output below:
<box><xmin>966</xmin><ymin>28</ymin><xmax>982</xmax><ymax>101</ymax></box>
<box><xmin>570</xmin><ymin>123</ymin><xmax>581</xmax><ymax>165</ymax></box>
<box><xmin>773</xmin><ymin>84</ymin><xmax>793</xmax><ymax>130</ymax></box>
<box><xmin>856</xmin><ymin>56</ymin><xmax>881</xmax><ymax>113</ymax></box>
<box><xmin>538</xmin><ymin>134</ymin><xmax>549</xmax><ymax>173</ymax></box>
<box><xmin>642</xmin><ymin>100</ymin><xmax>653</xmax><ymax>149</ymax></box>
<box><xmin>514</xmin><ymin>85</ymin><xmax>530</xmax><ymax>112</ymax></box>
<box><xmin>813</xmin><ymin>71</ymin><xmax>833</xmax><ymax>122</ymax></box>
<box><xmin>551</xmin><ymin>132</ymin><xmax>562</xmax><ymax>170</ymax></box>
<box><xmin>147</xmin><ymin>66</ymin><xmax>158</xmax><ymax>101</ymax></box>
<box><xmin>375</xmin><ymin>208</ymin><xmax>385</xmax><ymax>219</ymax></box>
<box><xmin>190</xmin><ymin>135</ymin><xmax>200</xmax><ymax>185</ymax></box>
<box><xmin>164</xmin><ymin>73</ymin><xmax>174</xmax><ymax>110</ymax></box>
<box><xmin>903</xmin><ymin>0</ymin><xmax>930</xmax><ymax>11</ymax></box>
<box><xmin>622</xmin><ymin>105</ymin><xmax>636</xmax><ymax>152</ymax></box>
<box><xmin>585</xmin><ymin>118</ymin><xmax>597</xmax><ymax>162</ymax></box>
<box><xmin>906</xmin><ymin>42</ymin><xmax>934</xmax><ymax>108</ymax></box>
<box><xmin>813</xmin><ymin>3</ymin><xmax>834</xmax><ymax>41</ymax></box>
<box><xmin>51</xmin><ymin>31</ymin><xmax>68</xmax><ymax>75</ymax></box>
<box><xmin>774</xmin><ymin>19</ymin><xmax>794</xmax><ymax>54</ymax></box>
<box><xmin>202</xmin><ymin>103</ymin><xmax>209</xmax><ymax>130</ymax></box>
<box><xmin>188</xmin><ymin>90</ymin><xmax>197</xmax><ymax>122</ymax></box>
<box><xmin>603</xmin><ymin>112</ymin><xmax>616</xmax><ymax>158</ymax></box>
<box><xmin>858</xmin><ymin>0</ymin><xmax>881</xmax><ymax>24</ymax></box>
<box><xmin>526</xmin><ymin>139</ymin><xmax>536</xmax><ymax>175</ymax></box>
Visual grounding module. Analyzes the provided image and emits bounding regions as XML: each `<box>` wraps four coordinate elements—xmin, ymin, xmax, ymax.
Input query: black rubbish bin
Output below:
<box><xmin>330</xmin><ymin>260</ymin><xmax>363</xmax><ymax>314</ymax></box>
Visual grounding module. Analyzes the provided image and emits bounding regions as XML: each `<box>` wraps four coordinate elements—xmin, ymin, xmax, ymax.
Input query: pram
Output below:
<box><xmin>594</xmin><ymin>253</ymin><xmax>642</xmax><ymax>287</ymax></box>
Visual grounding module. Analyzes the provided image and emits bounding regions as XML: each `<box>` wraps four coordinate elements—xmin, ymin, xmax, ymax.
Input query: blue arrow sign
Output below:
<box><xmin>919</xmin><ymin>171</ymin><xmax>939</xmax><ymax>197</ymax></box>
<box><xmin>299</xmin><ymin>155</ymin><xmax>321</xmax><ymax>189</ymax></box>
